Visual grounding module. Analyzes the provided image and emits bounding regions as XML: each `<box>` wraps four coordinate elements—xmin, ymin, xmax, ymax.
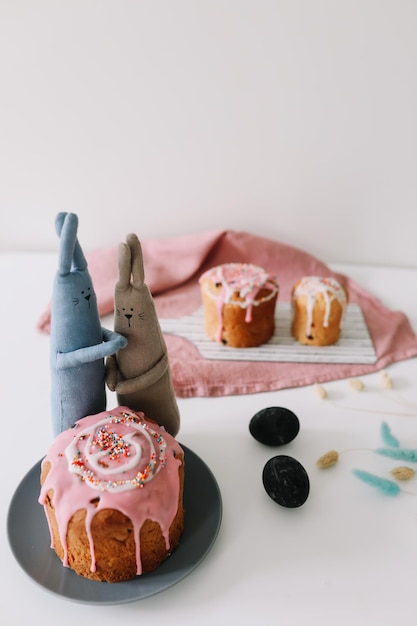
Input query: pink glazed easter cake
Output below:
<box><xmin>39</xmin><ymin>406</ymin><xmax>184</xmax><ymax>582</ymax></box>
<box><xmin>199</xmin><ymin>263</ymin><xmax>279</xmax><ymax>348</ymax></box>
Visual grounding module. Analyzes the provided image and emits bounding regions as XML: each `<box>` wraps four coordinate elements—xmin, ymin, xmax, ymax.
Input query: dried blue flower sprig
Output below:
<box><xmin>380</xmin><ymin>421</ymin><xmax>400</xmax><ymax>448</ymax></box>
<box><xmin>376</xmin><ymin>448</ymin><xmax>417</xmax><ymax>463</ymax></box>
<box><xmin>317</xmin><ymin>421</ymin><xmax>416</xmax><ymax>497</ymax></box>
<box><xmin>352</xmin><ymin>421</ymin><xmax>417</xmax><ymax>496</ymax></box>
<box><xmin>352</xmin><ymin>470</ymin><xmax>401</xmax><ymax>497</ymax></box>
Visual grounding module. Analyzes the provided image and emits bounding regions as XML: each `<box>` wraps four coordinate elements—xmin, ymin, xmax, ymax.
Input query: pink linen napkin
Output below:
<box><xmin>38</xmin><ymin>230</ymin><xmax>417</xmax><ymax>397</ymax></box>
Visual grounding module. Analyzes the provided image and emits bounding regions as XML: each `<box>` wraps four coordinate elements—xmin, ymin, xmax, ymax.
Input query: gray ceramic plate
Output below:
<box><xmin>7</xmin><ymin>445</ymin><xmax>222</xmax><ymax>604</ymax></box>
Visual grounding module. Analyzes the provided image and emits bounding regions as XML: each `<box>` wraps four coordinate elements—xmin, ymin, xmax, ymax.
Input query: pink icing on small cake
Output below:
<box><xmin>199</xmin><ymin>263</ymin><xmax>279</xmax><ymax>346</ymax></box>
<box><xmin>39</xmin><ymin>406</ymin><xmax>184</xmax><ymax>581</ymax></box>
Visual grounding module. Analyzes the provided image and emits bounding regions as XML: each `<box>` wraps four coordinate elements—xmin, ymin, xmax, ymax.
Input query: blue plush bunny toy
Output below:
<box><xmin>50</xmin><ymin>212</ymin><xmax>127</xmax><ymax>435</ymax></box>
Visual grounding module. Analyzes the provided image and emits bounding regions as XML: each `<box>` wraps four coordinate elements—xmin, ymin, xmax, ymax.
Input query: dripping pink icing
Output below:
<box><xmin>39</xmin><ymin>406</ymin><xmax>183</xmax><ymax>575</ymax></box>
<box><xmin>199</xmin><ymin>263</ymin><xmax>279</xmax><ymax>342</ymax></box>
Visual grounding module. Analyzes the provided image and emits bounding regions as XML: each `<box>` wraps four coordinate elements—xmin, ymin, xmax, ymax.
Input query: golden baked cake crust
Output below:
<box><xmin>39</xmin><ymin>407</ymin><xmax>184</xmax><ymax>582</ymax></box>
<box><xmin>291</xmin><ymin>276</ymin><xmax>348</xmax><ymax>346</ymax></box>
<box><xmin>199</xmin><ymin>263</ymin><xmax>279</xmax><ymax>348</ymax></box>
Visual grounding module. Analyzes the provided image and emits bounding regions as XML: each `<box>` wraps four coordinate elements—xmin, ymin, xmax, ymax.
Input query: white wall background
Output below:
<box><xmin>1</xmin><ymin>0</ymin><xmax>416</xmax><ymax>267</ymax></box>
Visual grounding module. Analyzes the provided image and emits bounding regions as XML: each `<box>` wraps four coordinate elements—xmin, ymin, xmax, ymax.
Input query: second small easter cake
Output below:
<box><xmin>39</xmin><ymin>406</ymin><xmax>184</xmax><ymax>583</ymax></box>
<box><xmin>199</xmin><ymin>263</ymin><xmax>279</xmax><ymax>348</ymax></box>
<box><xmin>291</xmin><ymin>276</ymin><xmax>348</xmax><ymax>346</ymax></box>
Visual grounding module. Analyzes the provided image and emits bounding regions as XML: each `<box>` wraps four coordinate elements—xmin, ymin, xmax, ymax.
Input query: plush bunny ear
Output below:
<box><xmin>126</xmin><ymin>233</ymin><xmax>145</xmax><ymax>289</ymax></box>
<box><xmin>72</xmin><ymin>238</ymin><xmax>88</xmax><ymax>272</ymax></box>
<box><xmin>55</xmin><ymin>212</ymin><xmax>88</xmax><ymax>274</ymax></box>
<box><xmin>56</xmin><ymin>212</ymin><xmax>77</xmax><ymax>276</ymax></box>
<box><xmin>117</xmin><ymin>241</ymin><xmax>132</xmax><ymax>290</ymax></box>
<box><xmin>55</xmin><ymin>212</ymin><xmax>67</xmax><ymax>236</ymax></box>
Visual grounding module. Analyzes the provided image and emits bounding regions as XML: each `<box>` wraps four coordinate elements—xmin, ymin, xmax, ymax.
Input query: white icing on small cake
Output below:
<box><xmin>292</xmin><ymin>276</ymin><xmax>347</xmax><ymax>338</ymax></box>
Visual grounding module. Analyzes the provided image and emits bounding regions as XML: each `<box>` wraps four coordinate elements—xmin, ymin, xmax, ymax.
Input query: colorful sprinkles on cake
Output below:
<box><xmin>92</xmin><ymin>426</ymin><xmax>131</xmax><ymax>460</ymax></box>
<box><xmin>65</xmin><ymin>410</ymin><xmax>168</xmax><ymax>492</ymax></box>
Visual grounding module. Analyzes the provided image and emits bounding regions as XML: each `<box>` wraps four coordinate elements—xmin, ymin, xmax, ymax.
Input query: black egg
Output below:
<box><xmin>249</xmin><ymin>407</ymin><xmax>300</xmax><ymax>446</ymax></box>
<box><xmin>262</xmin><ymin>455</ymin><xmax>310</xmax><ymax>508</ymax></box>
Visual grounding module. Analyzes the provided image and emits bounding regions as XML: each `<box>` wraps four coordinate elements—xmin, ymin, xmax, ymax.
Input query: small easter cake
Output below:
<box><xmin>291</xmin><ymin>276</ymin><xmax>348</xmax><ymax>346</ymax></box>
<box><xmin>199</xmin><ymin>263</ymin><xmax>279</xmax><ymax>348</ymax></box>
<box><xmin>39</xmin><ymin>406</ymin><xmax>184</xmax><ymax>582</ymax></box>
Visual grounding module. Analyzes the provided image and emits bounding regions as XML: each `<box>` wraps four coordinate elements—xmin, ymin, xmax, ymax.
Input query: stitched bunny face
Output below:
<box><xmin>50</xmin><ymin>212</ymin><xmax>128</xmax><ymax>436</ymax></box>
<box><xmin>106</xmin><ymin>232</ymin><xmax>180</xmax><ymax>437</ymax></box>
<box><xmin>114</xmin><ymin>234</ymin><xmax>164</xmax><ymax>351</ymax></box>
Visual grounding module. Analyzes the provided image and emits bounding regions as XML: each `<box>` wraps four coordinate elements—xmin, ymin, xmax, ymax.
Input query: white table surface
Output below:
<box><xmin>1</xmin><ymin>253</ymin><xmax>417</xmax><ymax>626</ymax></box>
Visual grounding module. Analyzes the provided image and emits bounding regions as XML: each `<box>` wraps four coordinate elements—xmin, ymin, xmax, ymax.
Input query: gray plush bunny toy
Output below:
<box><xmin>50</xmin><ymin>212</ymin><xmax>127</xmax><ymax>435</ymax></box>
<box><xmin>106</xmin><ymin>233</ymin><xmax>180</xmax><ymax>437</ymax></box>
